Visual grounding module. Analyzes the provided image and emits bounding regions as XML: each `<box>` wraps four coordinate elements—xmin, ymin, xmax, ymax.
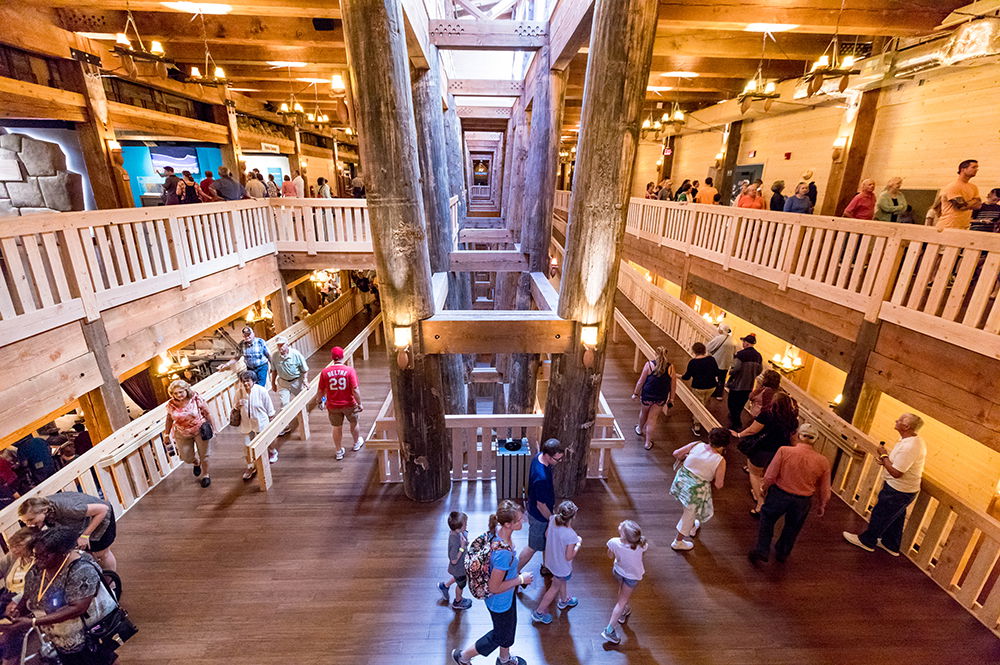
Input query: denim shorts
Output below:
<box><xmin>527</xmin><ymin>513</ymin><xmax>548</xmax><ymax>551</ymax></box>
<box><xmin>613</xmin><ymin>571</ymin><xmax>639</xmax><ymax>588</ymax></box>
<box><xmin>554</xmin><ymin>572</ymin><xmax>572</xmax><ymax>581</ymax></box>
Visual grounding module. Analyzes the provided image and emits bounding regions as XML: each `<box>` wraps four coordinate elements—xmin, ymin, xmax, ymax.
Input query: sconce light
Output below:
<box><xmin>580</xmin><ymin>324</ymin><xmax>599</xmax><ymax>368</ymax></box>
<box><xmin>832</xmin><ymin>135</ymin><xmax>848</xmax><ymax>162</ymax></box>
<box><xmin>394</xmin><ymin>325</ymin><xmax>413</xmax><ymax>370</ymax></box>
<box><xmin>829</xmin><ymin>393</ymin><xmax>844</xmax><ymax>409</ymax></box>
<box><xmin>106</xmin><ymin>139</ymin><xmax>122</xmax><ymax>152</ymax></box>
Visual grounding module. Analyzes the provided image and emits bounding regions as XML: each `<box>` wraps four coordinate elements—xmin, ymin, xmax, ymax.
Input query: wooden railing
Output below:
<box><xmin>555</xmin><ymin>193</ymin><xmax>1000</xmax><ymax>361</ymax></box>
<box><xmin>0</xmin><ymin>198</ymin><xmax>374</xmax><ymax>348</ymax></box>
<box><xmin>0</xmin><ymin>290</ymin><xmax>365</xmax><ymax>542</ymax></box>
<box><xmin>470</xmin><ymin>185</ymin><xmax>490</xmax><ymax>199</ymax></box>
<box><xmin>246</xmin><ymin>312</ymin><xmax>383</xmax><ymax>490</ymax></box>
<box><xmin>611</xmin><ymin>256</ymin><xmax>1000</xmax><ymax>636</ymax></box>
<box><xmin>365</xmin><ymin>391</ymin><xmax>624</xmax><ymax>484</ymax></box>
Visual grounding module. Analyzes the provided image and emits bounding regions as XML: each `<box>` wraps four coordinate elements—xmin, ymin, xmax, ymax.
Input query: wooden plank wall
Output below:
<box><xmin>736</xmin><ymin>103</ymin><xmax>844</xmax><ymax>210</ymax></box>
<box><xmin>631</xmin><ymin>139</ymin><xmax>664</xmax><ymax>197</ymax></box>
<box><xmin>671</xmin><ymin>130</ymin><xmax>722</xmax><ymax>185</ymax></box>
<box><xmin>863</xmin><ymin>63</ymin><xmax>1000</xmax><ymax>190</ymax></box>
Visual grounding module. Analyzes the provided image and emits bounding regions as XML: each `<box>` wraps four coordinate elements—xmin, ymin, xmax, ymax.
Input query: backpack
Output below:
<box><xmin>465</xmin><ymin>531</ymin><xmax>513</xmax><ymax>600</ymax></box>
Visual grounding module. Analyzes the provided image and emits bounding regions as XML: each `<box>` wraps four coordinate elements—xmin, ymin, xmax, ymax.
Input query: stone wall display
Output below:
<box><xmin>0</xmin><ymin>130</ymin><xmax>84</xmax><ymax>217</ymax></box>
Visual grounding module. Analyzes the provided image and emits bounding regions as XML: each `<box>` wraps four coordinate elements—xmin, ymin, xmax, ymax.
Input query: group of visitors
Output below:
<box><xmin>162</xmin><ymin>167</ymin><xmax>356</xmax><ymax>203</ymax></box>
<box><xmin>164</xmin><ymin>325</ymin><xmax>365</xmax><ymax>486</ymax></box>
<box><xmin>645</xmin><ymin>177</ymin><xmax>719</xmax><ymax>204</ymax></box>
<box><xmin>447</xmin><ymin>439</ymin><xmax>650</xmax><ymax>664</ymax></box>
<box><xmin>4</xmin><ymin>424</ymin><xmax>94</xmax><ymax>504</ymax></box>
<box><xmin>0</xmin><ymin>492</ymin><xmax>125</xmax><ymax>664</ymax></box>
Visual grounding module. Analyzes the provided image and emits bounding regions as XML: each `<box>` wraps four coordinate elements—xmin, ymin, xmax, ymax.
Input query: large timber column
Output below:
<box><xmin>443</xmin><ymin>96</ymin><xmax>468</xmax><ymax>223</ymax></box>
<box><xmin>342</xmin><ymin>0</ymin><xmax>450</xmax><ymax>501</ymax></box>
<box><xmin>542</xmin><ymin>0</ymin><xmax>658</xmax><ymax>496</ymax></box>
<box><xmin>412</xmin><ymin>51</ymin><xmax>469</xmax><ymax>413</ymax></box>
<box><xmin>509</xmin><ymin>48</ymin><xmax>569</xmax><ymax>413</ymax></box>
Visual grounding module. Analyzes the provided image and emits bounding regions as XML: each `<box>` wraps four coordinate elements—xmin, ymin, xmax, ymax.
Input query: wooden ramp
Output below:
<box><xmin>110</xmin><ymin>309</ymin><xmax>999</xmax><ymax>665</ymax></box>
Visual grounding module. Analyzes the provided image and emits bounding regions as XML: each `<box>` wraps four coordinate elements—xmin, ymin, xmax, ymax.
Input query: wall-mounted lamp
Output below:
<box><xmin>832</xmin><ymin>135</ymin><xmax>848</xmax><ymax>162</ymax></box>
<box><xmin>106</xmin><ymin>139</ymin><xmax>122</xmax><ymax>152</ymax></box>
<box><xmin>394</xmin><ymin>325</ymin><xmax>413</xmax><ymax>369</ymax></box>
<box><xmin>828</xmin><ymin>393</ymin><xmax>844</xmax><ymax>409</ymax></box>
<box><xmin>580</xmin><ymin>324</ymin><xmax>599</xmax><ymax>368</ymax></box>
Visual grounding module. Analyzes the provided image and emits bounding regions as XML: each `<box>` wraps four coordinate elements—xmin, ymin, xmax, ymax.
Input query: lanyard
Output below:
<box><xmin>37</xmin><ymin>554</ymin><xmax>71</xmax><ymax>604</ymax></box>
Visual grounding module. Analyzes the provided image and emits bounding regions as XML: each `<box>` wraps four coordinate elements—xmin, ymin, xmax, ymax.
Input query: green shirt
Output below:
<box><xmin>270</xmin><ymin>347</ymin><xmax>308</xmax><ymax>381</ymax></box>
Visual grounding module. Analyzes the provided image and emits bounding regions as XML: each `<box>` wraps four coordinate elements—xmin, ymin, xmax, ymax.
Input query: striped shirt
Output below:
<box><xmin>239</xmin><ymin>337</ymin><xmax>269</xmax><ymax>369</ymax></box>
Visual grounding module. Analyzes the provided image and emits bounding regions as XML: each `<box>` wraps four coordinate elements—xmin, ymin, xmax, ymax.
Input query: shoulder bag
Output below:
<box><xmin>229</xmin><ymin>407</ymin><xmax>241</xmax><ymax>428</ymax></box>
<box><xmin>68</xmin><ymin>559</ymin><xmax>138</xmax><ymax>652</ymax></box>
<box><xmin>737</xmin><ymin>431</ymin><xmax>769</xmax><ymax>457</ymax></box>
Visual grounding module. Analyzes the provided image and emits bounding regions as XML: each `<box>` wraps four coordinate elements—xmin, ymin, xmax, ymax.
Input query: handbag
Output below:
<box><xmin>229</xmin><ymin>407</ymin><xmax>241</xmax><ymax>428</ymax></box>
<box><xmin>70</xmin><ymin>560</ymin><xmax>139</xmax><ymax>652</ymax></box>
<box><xmin>737</xmin><ymin>431</ymin><xmax>768</xmax><ymax>457</ymax></box>
<box><xmin>199</xmin><ymin>421</ymin><xmax>214</xmax><ymax>441</ymax></box>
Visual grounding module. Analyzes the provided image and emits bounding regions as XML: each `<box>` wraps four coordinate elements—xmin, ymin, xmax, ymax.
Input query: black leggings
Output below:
<box><xmin>475</xmin><ymin>603</ymin><xmax>517</xmax><ymax>656</ymax></box>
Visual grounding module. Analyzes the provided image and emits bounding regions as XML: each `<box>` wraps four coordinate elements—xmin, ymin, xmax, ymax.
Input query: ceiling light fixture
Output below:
<box><xmin>646</xmin><ymin>86</ymin><xmax>673</xmax><ymax>92</ymax></box>
<box><xmin>297</xmin><ymin>77</ymin><xmax>329</xmax><ymax>84</ymax></box>
<box><xmin>799</xmin><ymin>0</ymin><xmax>861</xmax><ymax>97</ymax></box>
<box><xmin>110</xmin><ymin>5</ymin><xmax>173</xmax><ymax>66</ymax></box>
<box><xmin>738</xmin><ymin>31</ymin><xmax>781</xmax><ymax>113</ymax></box>
<box><xmin>331</xmin><ymin>74</ymin><xmax>346</xmax><ymax>92</ymax></box>
<box><xmin>660</xmin><ymin>71</ymin><xmax>698</xmax><ymax>78</ymax></box>
<box><xmin>182</xmin><ymin>12</ymin><xmax>228</xmax><ymax>86</ymax></box>
<box><xmin>160</xmin><ymin>2</ymin><xmax>233</xmax><ymax>14</ymax></box>
<box><xmin>267</xmin><ymin>61</ymin><xmax>307</xmax><ymax>68</ymax></box>
<box><xmin>745</xmin><ymin>23</ymin><xmax>799</xmax><ymax>33</ymax></box>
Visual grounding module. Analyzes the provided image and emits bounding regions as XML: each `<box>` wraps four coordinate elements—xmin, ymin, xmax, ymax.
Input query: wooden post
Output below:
<box><xmin>716</xmin><ymin>121</ymin><xmax>743</xmax><ymax>205</ymax></box>
<box><xmin>412</xmin><ymin>51</ymin><xmax>469</xmax><ymax>413</ymax></box>
<box><xmin>835</xmin><ymin>320</ymin><xmax>881</xmax><ymax>423</ymax></box>
<box><xmin>214</xmin><ymin>91</ymin><xmax>245</xmax><ymax>176</ymax></box>
<box><xmin>541</xmin><ymin>0</ymin><xmax>659</xmax><ymax>496</ymax></box>
<box><xmin>342</xmin><ymin>0</ymin><xmax>450</xmax><ymax>502</ymax></box>
<box><xmin>63</xmin><ymin>61</ymin><xmax>133</xmax><ymax>209</ymax></box>
<box><xmin>80</xmin><ymin>319</ymin><xmax>130</xmax><ymax>439</ymax></box>
<box><xmin>509</xmin><ymin>49</ymin><xmax>568</xmax><ymax>414</ymax></box>
<box><xmin>443</xmin><ymin>95</ymin><xmax>468</xmax><ymax>223</ymax></box>
<box><xmin>821</xmin><ymin>88</ymin><xmax>881</xmax><ymax>216</ymax></box>
<box><xmin>288</xmin><ymin>127</ymin><xmax>307</xmax><ymax>187</ymax></box>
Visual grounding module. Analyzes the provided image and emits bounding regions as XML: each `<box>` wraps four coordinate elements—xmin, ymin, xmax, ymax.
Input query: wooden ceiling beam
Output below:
<box><xmin>32</xmin><ymin>0</ymin><xmax>341</xmax><ymax>19</ymax></box>
<box><xmin>448</xmin><ymin>79</ymin><xmax>524</xmax><ymax>96</ymax></box>
<box><xmin>549</xmin><ymin>0</ymin><xmax>594</xmax><ymax>70</ymax></box>
<box><xmin>655</xmin><ymin>0</ymin><xmax>959</xmax><ymax>36</ymax></box>
<box><xmin>429</xmin><ymin>19</ymin><xmax>547</xmax><ymax>50</ymax></box>
<box><xmin>652</xmin><ymin>29</ymin><xmax>834</xmax><ymax>59</ymax></box>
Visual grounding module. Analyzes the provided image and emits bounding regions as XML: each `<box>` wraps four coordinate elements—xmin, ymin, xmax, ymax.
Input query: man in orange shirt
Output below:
<box><xmin>937</xmin><ymin>159</ymin><xmax>982</xmax><ymax>230</ymax></box>
<box><xmin>695</xmin><ymin>177</ymin><xmax>718</xmax><ymax>205</ymax></box>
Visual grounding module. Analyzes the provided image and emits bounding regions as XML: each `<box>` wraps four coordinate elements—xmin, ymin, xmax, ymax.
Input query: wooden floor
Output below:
<box><xmin>113</xmin><ymin>308</ymin><xmax>999</xmax><ymax>664</ymax></box>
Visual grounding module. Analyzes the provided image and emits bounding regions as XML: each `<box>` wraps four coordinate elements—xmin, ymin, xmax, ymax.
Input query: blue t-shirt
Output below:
<box><xmin>484</xmin><ymin>546</ymin><xmax>517</xmax><ymax>613</ymax></box>
<box><xmin>783</xmin><ymin>195</ymin><xmax>812</xmax><ymax>214</ymax></box>
<box><xmin>527</xmin><ymin>455</ymin><xmax>554</xmax><ymax>521</ymax></box>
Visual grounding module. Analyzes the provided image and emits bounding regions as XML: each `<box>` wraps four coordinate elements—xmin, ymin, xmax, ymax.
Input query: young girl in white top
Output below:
<box><xmin>602</xmin><ymin>520</ymin><xmax>648</xmax><ymax>644</ymax></box>
<box><xmin>237</xmin><ymin>370</ymin><xmax>276</xmax><ymax>481</ymax></box>
<box><xmin>669</xmin><ymin>428</ymin><xmax>730</xmax><ymax>551</ymax></box>
<box><xmin>531</xmin><ymin>501</ymin><xmax>582</xmax><ymax>624</ymax></box>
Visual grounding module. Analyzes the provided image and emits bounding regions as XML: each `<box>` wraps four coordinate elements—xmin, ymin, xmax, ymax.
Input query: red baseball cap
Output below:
<box><xmin>331</xmin><ymin>346</ymin><xmax>345</xmax><ymax>360</ymax></box>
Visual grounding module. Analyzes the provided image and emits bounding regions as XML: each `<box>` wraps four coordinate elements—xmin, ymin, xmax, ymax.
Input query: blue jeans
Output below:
<box><xmin>752</xmin><ymin>486</ymin><xmax>812</xmax><ymax>561</ymax></box>
<box><xmin>248</xmin><ymin>363</ymin><xmax>269</xmax><ymax>387</ymax></box>
<box><xmin>859</xmin><ymin>485</ymin><xmax>917</xmax><ymax>553</ymax></box>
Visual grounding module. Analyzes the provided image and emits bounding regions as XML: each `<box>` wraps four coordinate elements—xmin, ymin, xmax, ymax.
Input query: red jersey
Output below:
<box><xmin>319</xmin><ymin>364</ymin><xmax>358</xmax><ymax>408</ymax></box>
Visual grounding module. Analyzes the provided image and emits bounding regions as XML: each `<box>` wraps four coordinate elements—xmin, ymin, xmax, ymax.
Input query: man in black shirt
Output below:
<box><xmin>726</xmin><ymin>334</ymin><xmax>763</xmax><ymax>429</ymax></box>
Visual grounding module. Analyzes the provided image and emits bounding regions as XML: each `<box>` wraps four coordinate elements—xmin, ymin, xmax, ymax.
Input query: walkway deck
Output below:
<box><xmin>112</xmin><ymin>308</ymin><xmax>999</xmax><ymax>664</ymax></box>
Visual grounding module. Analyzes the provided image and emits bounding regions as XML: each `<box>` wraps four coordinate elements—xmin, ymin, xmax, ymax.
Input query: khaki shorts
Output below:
<box><xmin>692</xmin><ymin>387</ymin><xmax>714</xmax><ymax>406</ymax></box>
<box><xmin>175</xmin><ymin>434</ymin><xmax>211</xmax><ymax>465</ymax></box>
<box><xmin>327</xmin><ymin>406</ymin><xmax>359</xmax><ymax>426</ymax></box>
<box><xmin>276</xmin><ymin>376</ymin><xmax>305</xmax><ymax>407</ymax></box>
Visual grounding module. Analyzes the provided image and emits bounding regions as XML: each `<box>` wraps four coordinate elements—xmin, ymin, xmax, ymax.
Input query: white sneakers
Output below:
<box><xmin>671</xmin><ymin>538</ymin><xmax>694</xmax><ymax>551</ymax></box>
<box><xmin>335</xmin><ymin>448</ymin><xmax>346</xmax><ymax>460</ymax></box>
<box><xmin>353</xmin><ymin>437</ymin><xmax>365</xmax><ymax>451</ymax></box>
<box><xmin>842</xmin><ymin>532</ymin><xmax>875</xmax><ymax>552</ymax></box>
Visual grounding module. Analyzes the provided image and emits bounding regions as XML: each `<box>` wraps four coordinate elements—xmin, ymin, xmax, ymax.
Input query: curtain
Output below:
<box><xmin>122</xmin><ymin>371</ymin><xmax>158</xmax><ymax>412</ymax></box>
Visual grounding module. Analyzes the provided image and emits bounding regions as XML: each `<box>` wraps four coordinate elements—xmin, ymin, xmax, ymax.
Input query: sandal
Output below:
<box><xmin>242</xmin><ymin>466</ymin><xmax>257</xmax><ymax>481</ymax></box>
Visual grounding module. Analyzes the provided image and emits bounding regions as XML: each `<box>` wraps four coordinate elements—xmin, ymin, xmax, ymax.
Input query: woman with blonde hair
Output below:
<box><xmin>631</xmin><ymin>346</ymin><xmax>676</xmax><ymax>450</ymax></box>
<box><xmin>237</xmin><ymin>369</ymin><xmax>276</xmax><ymax>481</ymax></box>
<box><xmin>18</xmin><ymin>491</ymin><xmax>117</xmax><ymax>571</ymax></box>
<box><xmin>452</xmin><ymin>500</ymin><xmax>532</xmax><ymax>665</ymax></box>
<box><xmin>874</xmin><ymin>177</ymin><xmax>908</xmax><ymax>223</ymax></box>
<box><xmin>532</xmin><ymin>500</ymin><xmax>582</xmax><ymax>624</ymax></box>
<box><xmin>164</xmin><ymin>378</ymin><xmax>216</xmax><ymax>488</ymax></box>
<box><xmin>0</xmin><ymin>528</ymin><xmax>38</xmax><ymax>665</ymax></box>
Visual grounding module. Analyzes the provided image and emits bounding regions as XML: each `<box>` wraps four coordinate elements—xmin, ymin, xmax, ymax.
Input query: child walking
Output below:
<box><xmin>602</xmin><ymin>520</ymin><xmax>648</xmax><ymax>645</ymax></box>
<box><xmin>669</xmin><ymin>428</ymin><xmax>730</xmax><ymax>551</ymax></box>
<box><xmin>438</xmin><ymin>511</ymin><xmax>472</xmax><ymax>610</ymax></box>
<box><xmin>531</xmin><ymin>501</ymin><xmax>582</xmax><ymax>624</ymax></box>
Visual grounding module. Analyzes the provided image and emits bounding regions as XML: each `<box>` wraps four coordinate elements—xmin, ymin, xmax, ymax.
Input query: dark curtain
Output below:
<box><xmin>122</xmin><ymin>371</ymin><xmax>158</xmax><ymax>411</ymax></box>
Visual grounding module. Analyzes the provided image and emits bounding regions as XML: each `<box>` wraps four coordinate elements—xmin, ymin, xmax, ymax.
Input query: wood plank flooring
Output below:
<box><xmin>112</xmin><ymin>308</ymin><xmax>1000</xmax><ymax>664</ymax></box>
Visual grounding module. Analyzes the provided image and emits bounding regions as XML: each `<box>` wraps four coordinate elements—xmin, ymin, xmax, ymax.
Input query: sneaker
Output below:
<box><xmin>530</xmin><ymin>610</ymin><xmax>552</xmax><ymax>624</ymax></box>
<box><xmin>617</xmin><ymin>606</ymin><xmax>632</xmax><ymax>625</ymax></box>
<box><xmin>335</xmin><ymin>448</ymin><xmax>346</xmax><ymax>461</ymax></box>
<box><xmin>714</xmin><ymin>396</ymin><xmax>723</xmax><ymax>401</ymax></box>
<box><xmin>747</xmin><ymin>550</ymin><xmax>768</xmax><ymax>565</ymax></box>
<box><xmin>452</xmin><ymin>598</ymin><xmax>473</xmax><ymax>610</ymax></box>
<box><xmin>437</xmin><ymin>581</ymin><xmax>450</xmax><ymax>602</ymax></box>
<box><xmin>876</xmin><ymin>540</ymin><xmax>901</xmax><ymax>557</ymax></box>
<box><xmin>200</xmin><ymin>476</ymin><xmax>211</xmax><ymax>488</ymax></box>
<box><xmin>689</xmin><ymin>520</ymin><xmax>701</xmax><ymax>537</ymax></box>
<box><xmin>557</xmin><ymin>597</ymin><xmax>578</xmax><ymax>610</ymax></box>
<box><xmin>601</xmin><ymin>626</ymin><xmax>621</xmax><ymax>644</ymax></box>
<box><xmin>671</xmin><ymin>538</ymin><xmax>694</xmax><ymax>551</ymax></box>
<box><xmin>279</xmin><ymin>429</ymin><xmax>291</xmax><ymax>437</ymax></box>
<box><xmin>353</xmin><ymin>437</ymin><xmax>365</xmax><ymax>451</ymax></box>
<box><xmin>269</xmin><ymin>449</ymin><xmax>279</xmax><ymax>463</ymax></box>
<box><xmin>691</xmin><ymin>425</ymin><xmax>702</xmax><ymax>436</ymax></box>
<box><xmin>451</xmin><ymin>649</ymin><xmax>470</xmax><ymax>665</ymax></box>
<box><xmin>842</xmin><ymin>532</ymin><xmax>875</xmax><ymax>552</ymax></box>
<box><xmin>634</xmin><ymin>424</ymin><xmax>642</xmax><ymax>436</ymax></box>
<box><xmin>192</xmin><ymin>464</ymin><xmax>201</xmax><ymax>477</ymax></box>
<box><xmin>496</xmin><ymin>657</ymin><xmax>526</xmax><ymax>665</ymax></box>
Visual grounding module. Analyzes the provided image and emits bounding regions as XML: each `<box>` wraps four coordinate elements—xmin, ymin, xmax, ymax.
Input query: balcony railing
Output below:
<box><xmin>554</xmin><ymin>193</ymin><xmax>1000</xmax><ymax>361</ymax></box>
<box><xmin>0</xmin><ymin>197</ymin><xmax>380</xmax><ymax>348</ymax></box>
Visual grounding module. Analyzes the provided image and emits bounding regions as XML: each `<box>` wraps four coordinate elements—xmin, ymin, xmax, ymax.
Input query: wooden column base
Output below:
<box><xmin>542</xmin><ymin>349</ymin><xmax>604</xmax><ymax>497</ymax></box>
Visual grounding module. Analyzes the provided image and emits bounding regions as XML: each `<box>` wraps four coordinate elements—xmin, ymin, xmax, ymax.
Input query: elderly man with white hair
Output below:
<box><xmin>706</xmin><ymin>323</ymin><xmax>735</xmax><ymax>401</ymax></box>
<box><xmin>269</xmin><ymin>336</ymin><xmax>309</xmax><ymax>437</ymax></box>
<box><xmin>844</xmin><ymin>413</ymin><xmax>926</xmax><ymax>556</ymax></box>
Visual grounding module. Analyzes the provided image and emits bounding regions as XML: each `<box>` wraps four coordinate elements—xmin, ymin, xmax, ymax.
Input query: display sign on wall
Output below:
<box><xmin>260</xmin><ymin>142</ymin><xmax>281</xmax><ymax>154</ymax></box>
